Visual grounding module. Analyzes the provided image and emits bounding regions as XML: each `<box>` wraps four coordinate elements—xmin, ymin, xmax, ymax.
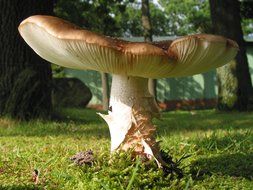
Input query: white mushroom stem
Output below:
<box><xmin>98</xmin><ymin>74</ymin><xmax>166</xmax><ymax>167</ymax></box>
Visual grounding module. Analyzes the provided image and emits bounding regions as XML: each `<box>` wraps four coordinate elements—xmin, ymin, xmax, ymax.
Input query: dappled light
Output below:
<box><xmin>191</xmin><ymin>153</ymin><xmax>253</xmax><ymax>179</ymax></box>
<box><xmin>1</xmin><ymin>108</ymin><xmax>252</xmax><ymax>189</ymax></box>
<box><xmin>157</xmin><ymin>110</ymin><xmax>253</xmax><ymax>133</ymax></box>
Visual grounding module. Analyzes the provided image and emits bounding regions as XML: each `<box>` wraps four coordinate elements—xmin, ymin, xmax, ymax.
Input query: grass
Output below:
<box><xmin>0</xmin><ymin>108</ymin><xmax>252</xmax><ymax>189</ymax></box>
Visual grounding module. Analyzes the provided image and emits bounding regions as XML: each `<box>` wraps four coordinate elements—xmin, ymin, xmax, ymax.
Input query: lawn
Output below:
<box><xmin>0</xmin><ymin>108</ymin><xmax>252</xmax><ymax>189</ymax></box>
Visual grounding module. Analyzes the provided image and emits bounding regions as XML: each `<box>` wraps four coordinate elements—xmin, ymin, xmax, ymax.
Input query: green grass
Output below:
<box><xmin>0</xmin><ymin>108</ymin><xmax>252</xmax><ymax>189</ymax></box>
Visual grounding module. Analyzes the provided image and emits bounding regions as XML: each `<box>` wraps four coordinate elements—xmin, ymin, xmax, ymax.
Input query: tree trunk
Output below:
<box><xmin>101</xmin><ymin>72</ymin><xmax>109</xmax><ymax>110</ymax></box>
<box><xmin>209</xmin><ymin>0</ymin><xmax>253</xmax><ymax>111</ymax></box>
<box><xmin>0</xmin><ymin>0</ymin><xmax>54</xmax><ymax>120</ymax></box>
<box><xmin>141</xmin><ymin>0</ymin><xmax>157</xmax><ymax>98</ymax></box>
<box><xmin>202</xmin><ymin>71</ymin><xmax>216</xmax><ymax>99</ymax></box>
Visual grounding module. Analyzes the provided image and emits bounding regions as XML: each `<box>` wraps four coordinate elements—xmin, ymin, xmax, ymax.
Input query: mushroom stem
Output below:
<box><xmin>99</xmin><ymin>74</ymin><xmax>166</xmax><ymax>167</ymax></box>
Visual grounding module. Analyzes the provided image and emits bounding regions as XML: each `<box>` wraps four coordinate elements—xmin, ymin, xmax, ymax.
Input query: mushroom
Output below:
<box><xmin>18</xmin><ymin>15</ymin><xmax>238</xmax><ymax>167</ymax></box>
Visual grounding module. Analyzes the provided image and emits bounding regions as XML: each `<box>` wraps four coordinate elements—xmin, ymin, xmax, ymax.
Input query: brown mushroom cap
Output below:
<box><xmin>18</xmin><ymin>15</ymin><xmax>238</xmax><ymax>79</ymax></box>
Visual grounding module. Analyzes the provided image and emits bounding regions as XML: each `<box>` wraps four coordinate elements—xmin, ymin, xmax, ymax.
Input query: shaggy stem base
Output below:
<box><xmin>99</xmin><ymin>75</ymin><xmax>166</xmax><ymax>167</ymax></box>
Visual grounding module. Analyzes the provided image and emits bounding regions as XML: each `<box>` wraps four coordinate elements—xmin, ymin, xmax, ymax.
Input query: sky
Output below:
<box><xmin>153</xmin><ymin>0</ymin><xmax>159</xmax><ymax>4</ymax></box>
<box><xmin>152</xmin><ymin>0</ymin><xmax>164</xmax><ymax>10</ymax></box>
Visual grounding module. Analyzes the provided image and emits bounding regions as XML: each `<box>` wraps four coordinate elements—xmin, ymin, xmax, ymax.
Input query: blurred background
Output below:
<box><xmin>0</xmin><ymin>0</ymin><xmax>253</xmax><ymax>119</ymax></box>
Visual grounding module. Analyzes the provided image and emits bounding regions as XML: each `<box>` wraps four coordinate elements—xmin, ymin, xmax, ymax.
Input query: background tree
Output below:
<box><xmin>159</xmin><ymin>0</ymin><xmax>211</xmax><ymax>35</ymax></box>
<box><xmin>141</xmin><ymin>0</ymin><xmax>157</xmax><ymax>98</ymax></box>
<box><xmin>120</xmin><ymin>1</ymin><xmax>169</xmax><ymax>36</ymax></box>
<box><xmin>101</xmin><ymin>72</ymin><xmax>109</xmax><ymax>110</ymax></box>
<box><xmin>0</xmin><ymin>0</ymin><xmax>54</xmax><ymax>119</ymax></box>
<box><xmin>55</xmin><ymin>0</ymin><xmax>127</xmax><ymax>36</ymax></box>
<box><xmin>209</xmin><ymin>0</ymin><xmax>253</xmax><ymax>111</ymax></box>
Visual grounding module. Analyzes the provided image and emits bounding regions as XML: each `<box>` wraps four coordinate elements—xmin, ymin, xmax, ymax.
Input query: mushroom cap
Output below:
<box><xmin>18</xmin><ymin>15</ymin><xmax>238</xmax><ymax>79</ymax></box>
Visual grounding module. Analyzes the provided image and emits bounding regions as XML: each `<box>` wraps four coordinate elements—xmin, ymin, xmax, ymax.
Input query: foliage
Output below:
<box><xmin>54</xmin><ymin>0</ymin><xmax>252</xmax><ymax>37</ymax></box>
<box><xmin>240</xmin><ymin>1</ymin><xmax>253</xmax><ymax>37</ymax></box>
<box><xmin>55</xmin><ymin>0</ymin><xmax>129</xmax><ymax>36</ymax></box>
<box><xmin>242</xmin><ymin>19</ymin><xmax>253</xmax><ymax>37</ymax></box>
<box><xmin>51</xmin><ymin>64</ymin><xmax>65</xmax><ymax>78</ymax></box>
<box><xmin>119</xmin><ymin>2</ymin><xmax>172</xmax><ymax>37</ymax></box>
<box><xmin>0</xmin><ymin>108</ymin><xmax>252</xmax><ymax>189</ymax></box>
<box><xmin>54</xmin><ymin>0</ymin><xmax>176</xmax><ymax>37</ymax></box>
<box><xmin>158</xmin><ymin>0</ymin><xmax>211</xmax><ymax>35</ymax></box>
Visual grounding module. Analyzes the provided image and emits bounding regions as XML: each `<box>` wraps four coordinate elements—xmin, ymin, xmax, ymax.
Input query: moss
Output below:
<box><xmin>0</xmin><ymin>108</ymin><xmax>252</xmax><ymax>189</ymax></box>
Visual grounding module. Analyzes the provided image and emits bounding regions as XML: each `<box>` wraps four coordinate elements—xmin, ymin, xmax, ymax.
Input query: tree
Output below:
<box><xmin>141</xmin><ymin>0</ymin><xmax>157</xmax><ymax>98</ymax></box>
<box><xmin>0</xmin><ymin>0</ymin><xmax>53</xmax><ymax>119</ymax></box>
<box><xmin>209</xmin><ymin>0</ymin><xmax>253</xmax><ymax>111</ymax></box>
<box><xmin>120</xmin><ymin>1</ymin><xmax>171</xmax><ymax>37</ymax></box>
<box><xmin>159</xmin><ymin>0</ymin><xmax>212</xmax><ymax>35</ymax></box>
<box><xmin>55</xmin><ymin>0</ymin><xmax>127</xmax><ymax>36</ymax></box>
<box><xmin>101</xmin><ymin>72</ymin><xmax>109</xmax><ymax>110</ymax></box>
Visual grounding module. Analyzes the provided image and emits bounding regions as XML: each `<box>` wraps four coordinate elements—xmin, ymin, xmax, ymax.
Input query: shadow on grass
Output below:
<box><xmin>192</xmin><ymin>132</ymin><xmax>253</xmax><ymax>152</ymax></box>
<box><xmin>52</xmin><ymin>108</ymin><xmax>104</xmax><ymax>125</ymax></box>
<box><xmin>1</xmin><ymin>108</ymin><xmax>253</xmax><ymax>138</ymax></box>
<box><xmin>0</xmin><ymin>123</ymin><xmax>110</xmax><ymax>138</ymax></box>
<box><xmin>0</xmin><ymin>185</ymin><xmax>42</xmax><ymax>190</ymax></box>
<box><xmin>0</xmin><ymin>108</ymin><xmax>110</xmax><ymax>138</ymax></box>
<box><xmin>189</xmin><ymin>132</ymin><xmax>253</xmax><ymax>180</ymax></box>
<box><xmin>157</xmin><ymin>110</ymin><xmax>253</xmax><ymax>134</ymax></box>
<box><xmin>54</xmin><ymin>108</ymin><xmax>253</xmax><ymax>133</ymax></box>
<box><xmin>190</xmin><ymin>153</ymin><xmax>253</xmax><ymax>180</ymax></box>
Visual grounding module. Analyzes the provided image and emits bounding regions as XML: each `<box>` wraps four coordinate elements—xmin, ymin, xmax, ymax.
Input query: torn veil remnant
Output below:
<box><xmin>19</xmin><ymin>15</ymin><xmax>238</xmax><ymax>168</ymax></box>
